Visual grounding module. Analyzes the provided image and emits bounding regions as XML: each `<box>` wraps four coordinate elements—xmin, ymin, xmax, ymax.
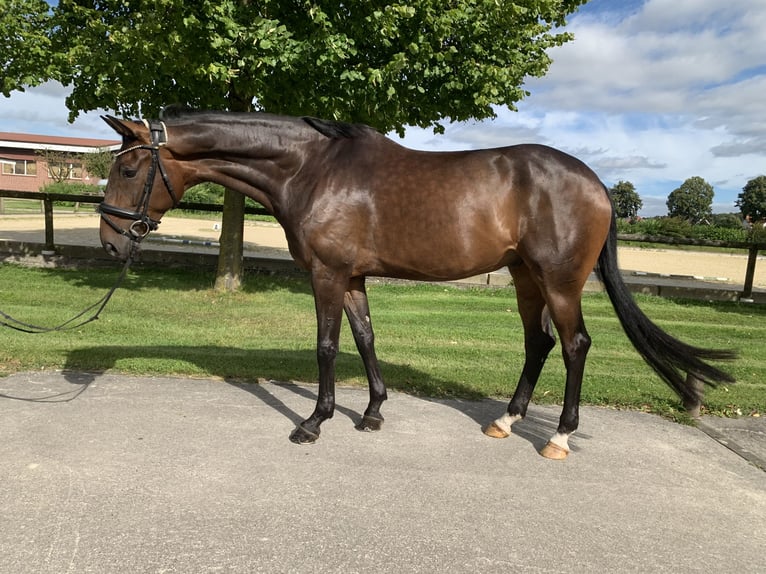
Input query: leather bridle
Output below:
<box><xmin>99</xmin><ymin>120</ymin><xmax>179</xmax><ymax>242</ymax></box>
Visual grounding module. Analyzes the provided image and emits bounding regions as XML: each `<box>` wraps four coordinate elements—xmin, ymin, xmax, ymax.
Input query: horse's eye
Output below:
<box><xmin>121</xmin><ymin>167</ymin><xmax>138</xmax><ymax>179</ymax></box>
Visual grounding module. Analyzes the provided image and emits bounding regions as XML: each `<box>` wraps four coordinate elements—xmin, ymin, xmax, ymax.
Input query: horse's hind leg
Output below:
<box><xmin>538</xmin><ymin>290</ymin><xmax>591</xmax><ymax>460</ymax></box>
<box><xmin>344</xmin><ymin>277</ymin><xmax>388</xmax><ymax>431</ymax></box>
<box><xmin>484</xmin><ymin>266</ymin><xmax>556</xmax><ymax>439</ymax></box>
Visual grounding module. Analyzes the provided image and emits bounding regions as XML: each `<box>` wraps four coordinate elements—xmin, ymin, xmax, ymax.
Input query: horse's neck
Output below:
<box><xmin>173</xmin><ymin>118</ymin><xmax>318</xmax><ymax>213</ymax></box>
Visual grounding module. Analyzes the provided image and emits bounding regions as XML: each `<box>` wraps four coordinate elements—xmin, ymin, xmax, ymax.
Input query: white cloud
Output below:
<box><xmin>0</xmin><ymin>82</ymin><xmax>113</xmax><ymax>139</ymax></box>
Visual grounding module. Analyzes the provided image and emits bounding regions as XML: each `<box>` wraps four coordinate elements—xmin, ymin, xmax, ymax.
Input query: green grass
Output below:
<box><xmin>1</xmin><ymin>264</ymin><xmax>763</xmax><ymax>420</ymax></box>
<box><xmin>0</xmin><ymin>198</ymin><xmax>98</xmax><ymax>214</ymax></box>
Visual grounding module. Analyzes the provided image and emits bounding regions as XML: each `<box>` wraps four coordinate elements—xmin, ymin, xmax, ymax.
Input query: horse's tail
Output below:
<box><xmin>596</xmin><ymin>208</ymin><xmax>736</xmax><ymax>407</ymax></box>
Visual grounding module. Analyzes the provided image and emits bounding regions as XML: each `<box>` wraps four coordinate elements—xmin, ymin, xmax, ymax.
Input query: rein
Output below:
<box><xmin>0</xmin><ymin>252</ymin><xmax>135</xmax><ymax>333</ymax></box>
<box><xmin>1</xmin><ymin>120</ymin><xmax>176</xmax><ymax>334</ymax></box>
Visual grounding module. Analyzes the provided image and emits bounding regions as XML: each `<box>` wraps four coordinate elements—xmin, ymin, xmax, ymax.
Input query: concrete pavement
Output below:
<box><xmin>1</xmin><ymin>371</ymin><xmax>764</xmax><ymax>573</ymax></box>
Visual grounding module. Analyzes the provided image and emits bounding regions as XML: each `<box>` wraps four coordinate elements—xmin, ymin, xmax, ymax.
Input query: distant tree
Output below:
<box><xmin>736</xmin><ymin>176</ymin><xmax>766</xmax><ymax>221</ymax></box>
<box><xmin>35</xmin><ymin>148</ymin><xmax>82</xmax><ymax>183</ymax></box>
<box><xmin>609</xmin><ymin>180</ymin><xmax>642</xmax><ymax>219</ymax></box>
<box><xmin>666</xmin><ymin>176</ymin><xmax>714</xmax><ymax>223</ymax></box>
<box><xmin>82</xmin><ymin>148</ymin><xmax>115</xmax><ymax>181</ymax></box>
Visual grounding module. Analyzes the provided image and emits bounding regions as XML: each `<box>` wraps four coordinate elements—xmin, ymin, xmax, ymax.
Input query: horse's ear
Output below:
<box><xmin>101</xmin><ymin>115</ymin><xmax>142</xmax><ymax>141</ymax></box>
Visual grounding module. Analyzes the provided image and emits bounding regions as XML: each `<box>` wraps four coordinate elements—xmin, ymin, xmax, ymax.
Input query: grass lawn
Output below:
<box><xmin>1</xmin><ymin>263</ymin><xmax>763</xmax><ymax>421</ymax></box>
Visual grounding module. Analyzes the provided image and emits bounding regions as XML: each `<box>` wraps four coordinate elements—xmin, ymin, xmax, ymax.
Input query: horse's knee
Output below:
<box><xmin>317</xmin><ymin>339</ymin><xmax>339</xmax><ymax>362</ymax></box>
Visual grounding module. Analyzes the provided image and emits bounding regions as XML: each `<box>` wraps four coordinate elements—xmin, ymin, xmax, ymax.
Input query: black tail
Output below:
<box><xmin>597</xmin><ymin>213</ymin><xmax>736</xmax><ymax>406</ymax></box>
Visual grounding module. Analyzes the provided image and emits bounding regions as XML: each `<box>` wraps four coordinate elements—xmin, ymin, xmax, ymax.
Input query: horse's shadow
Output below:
<box><xmin>34</xmin><ymin>344</ymin><xmax>580</xmax><ymax>452</ymax></box>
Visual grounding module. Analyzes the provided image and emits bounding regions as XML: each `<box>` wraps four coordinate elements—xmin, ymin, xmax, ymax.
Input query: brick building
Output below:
<box><xmin>0</xmin><ymin>132</ymin><xmax>119</xmax><ymax>193</ymax></box>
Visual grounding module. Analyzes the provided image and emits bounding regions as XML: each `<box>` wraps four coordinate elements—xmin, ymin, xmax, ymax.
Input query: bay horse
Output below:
<box><xmin>99</xmin><ymin>109</ymin><xmax>734</xmax><ymax>459</ymax></box>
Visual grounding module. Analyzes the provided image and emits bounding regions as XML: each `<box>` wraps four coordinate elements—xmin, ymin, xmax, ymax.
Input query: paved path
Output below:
<box><xmin>1</xmin><ymin>371</ymin><xmax>764</xmax><ymax>573</ymax></box>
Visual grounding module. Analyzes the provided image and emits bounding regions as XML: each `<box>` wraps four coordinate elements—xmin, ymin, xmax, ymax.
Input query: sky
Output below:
<box><xmin>2</xmin><ymin>0</ymin><xmax>765</xmax><ymax>216</ymax></box>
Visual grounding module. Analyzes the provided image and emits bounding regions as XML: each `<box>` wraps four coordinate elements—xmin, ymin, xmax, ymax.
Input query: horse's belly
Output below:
<box><xmin>361</xmin><ymin>238</ymin><xmax>516</xmax><ymax>281</ymax></box>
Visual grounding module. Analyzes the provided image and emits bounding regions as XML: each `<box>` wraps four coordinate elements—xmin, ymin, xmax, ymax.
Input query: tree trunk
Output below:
<box><xmin>214</xmin><ymin>86</ymin><xmax>253</xmax><ymax>292</ymax></box>
<box><xmin>214</xmin><ymin>188</ymin><xmax>245</xmax><ymax>292</ymax></box>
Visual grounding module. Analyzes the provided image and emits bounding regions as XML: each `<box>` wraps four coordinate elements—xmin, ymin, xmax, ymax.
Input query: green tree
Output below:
<box><xmin>736</xmin><ymin>176</ymin><xmax>766</xmax><ymax>221</ymax></box>
<box><xmin>82</xmin><ymin>148</ymin><xmax>116</xmax><ymax>181</ymax></box>
<box><xmin>609</xmin><ymin>180</ymin><xmax>642</xmax><ymax>219</ymax></box>
<box><xmin>35</xmin><ymin>148</ymin><xmax>80</xmax><ymax>183</ymax></box>
<box><xmin>0</xmin><ymin>0</ymin><xmax>61</xmax><ymax>96</ymax></box>
<box><xmin>666</xmin><ymin>176</ymin><xmax>714</xmax><ymax>224</ymax></box>
<box><xmin>16</xmin><ymin>0</ymin><xmax>586</xmax><ymax>289</ymax></box>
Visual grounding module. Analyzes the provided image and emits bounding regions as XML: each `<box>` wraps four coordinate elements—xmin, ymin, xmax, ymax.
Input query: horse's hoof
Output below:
<box><xmin>683</xmin><ymin>398</ymin><xmax>701</xmax><ymax>419</ymax></box>
<box><xmin>540</xmin><ymin>441</ymin><xmax>569</xmax><ymax>460</ymax></box>
<box><xmin>289</xmin><ymin>425</ymin><xmax>319</xmax><ymax>444</ymax></box>
<box><xmin>356</xmin><ymin>415</ymin><xmax>384</xmax><ymax>432</ymax></box>
<box><xmin>483</xmin><ymin>421</ymin><xmax>511</xmax><ymax>439</ymax></box>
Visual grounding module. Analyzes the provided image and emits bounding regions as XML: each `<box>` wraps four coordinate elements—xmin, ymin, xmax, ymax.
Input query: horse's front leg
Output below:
<box><xmin>289</xmin><ymin>272</ymin><xmax>347</xmax><ymax>444</ymax></box>
<box><xmin>344</xmin><ymin>277</ymin><xmax>387</xmax><ymax>432</ymax></box>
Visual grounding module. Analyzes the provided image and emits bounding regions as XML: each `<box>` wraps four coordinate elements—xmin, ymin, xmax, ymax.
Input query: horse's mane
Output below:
<box><xmin>159</xmin><ymin>105</ymin><xmax>375</xmax><ymax>140</ymax></box>
<box><xmin>301</xmin><ymin>116</ymin><xmax>376</xmax><ymax>140</ymax></box>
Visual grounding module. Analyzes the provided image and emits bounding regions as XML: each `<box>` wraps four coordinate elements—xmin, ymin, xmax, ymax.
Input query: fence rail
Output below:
<box><xmin>2</xmin><ymin>189</ymin><xmax>764</xmax><ymax>298</ymax></box>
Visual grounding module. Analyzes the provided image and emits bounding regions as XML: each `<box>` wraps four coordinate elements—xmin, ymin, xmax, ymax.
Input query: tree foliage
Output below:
<box><xmin>666</xmin><ymin>176</ymin><xmax>714</xmax><ymax>224</ymax></box>
<box><xmin>51</xmin><ymin>0</ymin><xmax>585</xmax><ymax>134</ymax></box>
<box><xmin>0</xmin><ymin>0</ymin><xmax>61</xmax><ymax>96</ymax></box>
<box><xmin>736</xmin><ymin>175</ymin><xmax>766</xmax><ymax>221</ymax></box>
<box><xmin>82</xmin><ymin>148</ymin><xmax>116</xmax><ymax>180</ymax></box>
<box><xmin>609</xmin><ymin>180</ymin><xmax>642</xmax><ymax>219</ymax></box>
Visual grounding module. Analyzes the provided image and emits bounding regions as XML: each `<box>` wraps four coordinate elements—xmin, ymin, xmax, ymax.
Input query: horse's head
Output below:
<box><xmin>99</xmin><ymin>115</ymin><xmax>185</xmax><ymax>260</ymax></box>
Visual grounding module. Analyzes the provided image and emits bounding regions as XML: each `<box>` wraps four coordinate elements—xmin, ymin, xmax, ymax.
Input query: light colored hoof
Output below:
<box><xmin>483</xmin><ymin>421</ymin><xmax>511</xmax><ymax>439</ymax></box>
<box><xmin>540</xmin><ymin>441</ymin><xmax>569</xmax><ymax>460</ymax></box>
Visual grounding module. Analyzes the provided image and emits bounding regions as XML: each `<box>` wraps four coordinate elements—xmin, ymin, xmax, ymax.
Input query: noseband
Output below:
<box><xmin>99</xmin><ymin>120</ymin><xmax>179</xmax><ymax>242</ymax></box>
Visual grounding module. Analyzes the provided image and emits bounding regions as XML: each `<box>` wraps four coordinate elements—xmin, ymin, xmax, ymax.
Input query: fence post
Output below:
<box><xmin>741</xmin><ymin>244</ymin><xmax>759</xmax><ymax>300</ymax></box>
<box><xmin>43</xmin><ymin>196</ymin><xmax>55</xmax><ymax>253</ymax></box>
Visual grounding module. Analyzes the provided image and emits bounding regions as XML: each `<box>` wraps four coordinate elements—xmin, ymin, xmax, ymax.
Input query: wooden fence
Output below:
<box><xmin>2</xmin><ymin>189</ymin><xmax>764</xmax><ymax>299</ymax></box>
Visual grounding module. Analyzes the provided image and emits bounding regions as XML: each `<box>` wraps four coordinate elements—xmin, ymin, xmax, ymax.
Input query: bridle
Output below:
<box><xmin>99</xmin><ymin>120</ymin><xmax>179</xmax><ymax>242</ymax></box>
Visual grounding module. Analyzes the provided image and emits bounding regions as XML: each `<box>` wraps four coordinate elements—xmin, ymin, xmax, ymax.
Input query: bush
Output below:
<box><xmin>183</xmin><ymin>182</ymin><xmax>225</xmax><ymax>204</ymax></box>
<box><xmin>640</xmin><ymin>216</ymin><xmax>694</xmax><ymax>238</ymax></box>
<box><xmin>40</xmin><ymin>181</ymin><xmax>102</xmax><ymax>208</ymax></box>
<box><xmin>616</xmin><ymin>216</ymin><xmax>752</xmax><ymax>243</ymax></box>
<box><xmin>711</xmin><ymin>213</ymin><xmax>743</xmax><ymax>229</ymax></box>
<box><xmin>40</xmin><ymin>181</ymin><xmax>101</xmax><ymax>195</ymax></box>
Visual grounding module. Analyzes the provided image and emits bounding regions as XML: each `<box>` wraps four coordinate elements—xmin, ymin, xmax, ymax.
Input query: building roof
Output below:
<box><xmin>0</xmin><ymin>131</ymin><xmax>120</xmax><ymax>153</ymax></box>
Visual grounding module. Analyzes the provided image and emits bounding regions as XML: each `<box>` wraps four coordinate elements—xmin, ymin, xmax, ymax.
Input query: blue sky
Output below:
<box><xmin>3</xmin><ymin>0</ymin><xmax>765</xmax><ymax>216</ymax></box>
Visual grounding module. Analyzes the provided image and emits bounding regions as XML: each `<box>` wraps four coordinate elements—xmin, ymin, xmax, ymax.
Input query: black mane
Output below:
<box><xmin>159</xmin><ymin>106</ymin><xmax>374</xmax><ymax>140</ymax></box>
<box><xmin>301</xmin><ymin>116</ymin><xmax>376</xmax><ymax>139</ymax></box>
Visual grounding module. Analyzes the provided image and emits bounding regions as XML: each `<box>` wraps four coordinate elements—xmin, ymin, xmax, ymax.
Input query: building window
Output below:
<box><xmin>1</xmin><ymin>159</ymin><xmax>37</xmax><ymax>176</ymax></box>
<box><xmin>48</xmin><ymin>161</ymin><xmax>84</xmax><ymax>180</ymax></box>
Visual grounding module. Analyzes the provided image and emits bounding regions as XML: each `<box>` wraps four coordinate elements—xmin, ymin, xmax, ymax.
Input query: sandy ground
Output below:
<box><xmin>2</xmin><ymin>213</ymin><xmax>765</xmax><ymax>288</ymax></box>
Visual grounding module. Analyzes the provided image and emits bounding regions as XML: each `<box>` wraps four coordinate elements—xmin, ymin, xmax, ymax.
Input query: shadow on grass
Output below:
<box><xmin>19</xmin><ymin>265</ymin><xmax>314</xmax><ymax>295</ymax></box>
<box><xmin>55</xmin><ymin>344</ymin><xmax>575</xmax><ymax>452</ymax></box>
